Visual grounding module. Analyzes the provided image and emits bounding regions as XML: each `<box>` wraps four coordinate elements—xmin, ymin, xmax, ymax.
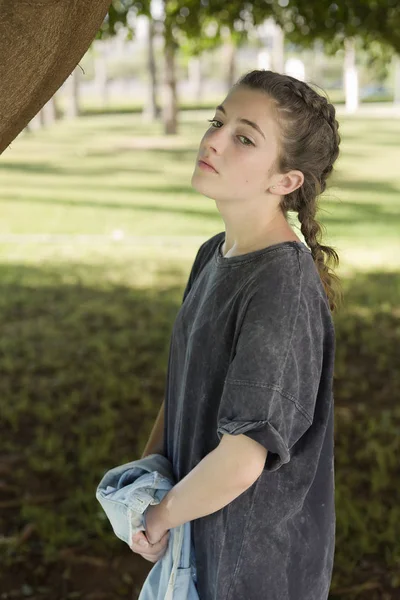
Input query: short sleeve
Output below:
<box><xmin>216</xmin><ymin>273</ymin><xmax>325</xmax><ymax>472</ymax></box>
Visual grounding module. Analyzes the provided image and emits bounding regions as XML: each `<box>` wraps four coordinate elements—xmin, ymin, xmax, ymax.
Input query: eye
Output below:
<box><xmin>207</xmin><ymin>119</ymin><xmax>254</xmax><ymax>147</ymax></box>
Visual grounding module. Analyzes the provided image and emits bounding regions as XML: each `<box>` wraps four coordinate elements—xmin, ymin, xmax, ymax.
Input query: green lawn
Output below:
<box><xmin>0</xmin><ymin>105</ymin><xmax>399</xmax><ymax>599</ymax></box>
<box><xmin>1</xmin><ymin>109</ymin><xmax>220</xmax><ymax>236</ymax></box>
<box><xmin>1</xmin><ymin>106</ymin><xmax>400</xmax><ymax>271</ymax></box>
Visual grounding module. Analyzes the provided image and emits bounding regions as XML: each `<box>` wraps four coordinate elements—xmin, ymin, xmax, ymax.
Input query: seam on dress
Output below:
<box><xmin>224</xmin><ymin>378</ymin><xmax>313</xmax><ymax>424</ymax></box>
<box><xmin>276</xmin><ymin>255</ymin><xmax>302</xmax><ymax>392</ymax></box>
<box><xmin>223</xmin><ymin>478</ymin><xmax>259</xmax><ymax>600</ymax></box>
<box><xmin>214</xmin><ymin>500</ymin><xmax>232</xmax><ymax>594</ymax></box>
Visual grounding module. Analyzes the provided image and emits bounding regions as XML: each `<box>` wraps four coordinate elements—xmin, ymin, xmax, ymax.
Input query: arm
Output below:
<box><xmin>156</xmin><ymin>433</ymin><xmax>268</xmax><ymax>530</ymax></box>
<box><xmin>141</xmin><ymin>400</ymin><xmax>165</xmax><ymax>459</ymax></box>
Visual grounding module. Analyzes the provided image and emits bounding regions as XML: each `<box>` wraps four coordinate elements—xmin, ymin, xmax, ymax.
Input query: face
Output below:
<box><xmin>191</xmin><ymin>87</ymin><xmax>282</xmax><ymax>204</ymax></box>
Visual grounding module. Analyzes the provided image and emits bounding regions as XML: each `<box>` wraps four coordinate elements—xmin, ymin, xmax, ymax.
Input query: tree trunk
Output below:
<box><xmin>312</xmin><ymin>39</ymin><xmax>324</xmax><ymax>84</ymax></box>
<box><xmin>142</xmin><ymin>15</ymin><xmax>161</xmax><ymax>121</ymax></box>
<box><xmin>26</xmin><ymin>106</ymin><xmax>46</xmax><ymax>131</ymax></box>
<box><xmin>65</xmin><ymin>66</ymin><xmax>80</xmax><ymax>119</ymax></box>
<box><xmin>344</xmin><ymin>37</ymin><xmax>359</xmax><ymax>113</ymax></box>
<box><xmin>162</xmin><ymin>36</ymin><xmax>178</xmax><ymax>134</ymax></box>
<box><xmin>188</xmin><ymin>56</ymin><xmax>203</xmax><ymax>102</ymax></box>
<box><xmin>393</xmin><ymin>54</ymin><xmax>400</xmax><ymax>105</ymax></box>
<box><xmin>222</xmin><ymin>39</ymin><xmax>236</xmax><ymax>90</ymax></box>
<box><xmin>272</xmin><ymin>22</ymin><xmax>285</xmax><ymax>74</ymax></box>
<box><xmin>54</xmin><ymin>90</ymin><xmax>63</xmax><ymax>120</ymax></box>
<box><xmin>94</xmin><ymin>42</ymin><xmax>109</xmax><ymax>108</ymax></box>
<box><xmin>42</xmin><ymin>95</ymin><xmax>57</xmax><ymax>125</ymax></box>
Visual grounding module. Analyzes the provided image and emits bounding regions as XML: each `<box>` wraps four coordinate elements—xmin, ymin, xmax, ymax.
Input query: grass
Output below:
<box><xmin>2</xmin><ymin>104</ymin><xmax>400</xmax><ymax>268</ymax></box>
<box><xmin>0</xmin><ymin>102</ymin><xmax>400</xmax><ymax>599</ymax></box>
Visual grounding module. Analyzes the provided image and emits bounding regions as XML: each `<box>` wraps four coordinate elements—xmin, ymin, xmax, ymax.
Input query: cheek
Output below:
<box><xmin>199</xmin><ymin>132</ymin><xmax>262</xmax><ymax>183</ymax></box>
<box><xmin>240</xmin><ymin>159</ymin><xmax>264</xmax><ymax>186</ymax></box>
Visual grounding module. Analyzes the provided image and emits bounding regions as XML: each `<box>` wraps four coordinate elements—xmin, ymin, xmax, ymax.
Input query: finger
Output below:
<box><xmin>132</xmin><ymin>538</ymin><xmax>165</xmax><ymax>555</ymax></box>
<box><xmin>131</xmin><ymin>531</ymin><xmax>170</xmax><ymax>557</ymax></box>
<box><xmin>132</xmin><ymin>531</ymin><xmax>148</xmax><ymax>542</ymax></box>
<box><xmin>132</xmin><ymin>532</ymin><xmax>151</xmax><ymax>547</ymax></box>
<box><xmin>136</xmin><ymin>531</ymin><xmax>169</xmax><ymax>551</ymax></box>
<box><xmin>131</xmin><ymin>539</ymin><xmax>151</xmax><ymax>552</ymax></box>
<box><xmin>131</xmin><ymin>540</ymin><xmax>168</xmax><ymax>561</ymax></box>
<box><xmin>140</xmin><ymin>548</ymin><xmax>167</xmax><ymax>563</ymax></box>
<box><xmin>152</xmin><ymin>531</ymin><xmax>170</xmax><ymax>548</ymax></box>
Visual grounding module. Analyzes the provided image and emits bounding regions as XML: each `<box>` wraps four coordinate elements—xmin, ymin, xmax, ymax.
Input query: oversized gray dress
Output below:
<box><xmin>162</xmin><ymin>231</ymin><xmax>336</xmax><ymax>600</ymax></box>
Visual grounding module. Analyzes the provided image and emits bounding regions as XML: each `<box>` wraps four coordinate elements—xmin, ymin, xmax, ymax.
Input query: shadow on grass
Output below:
<box><xmin>0</xmin><ymin>162</ymin><xmax>65</xmax><ymax>175</ymax></box>
<box><xmin>333</xmin><ymin>179</ymin><xmax>400</xmax><ymax>195</ymax></box>
<box><xmin>0</xmin><ymin>260</ymin><xmax>188</xmax><ymax>598</ymax></box>
<box><xmin>0</xmin><ymin>260</ymin><xmax>399</xmax><ymax>599</ymax></box>
<box><xmin>4</xmin><ymin>192</ymin><xmax>400</xmax><ymax>231</ymax></box>
<box><xmin>3</xmin><ymin>193</ymin><xmax>217</xmax><ymax>224</ymax></box>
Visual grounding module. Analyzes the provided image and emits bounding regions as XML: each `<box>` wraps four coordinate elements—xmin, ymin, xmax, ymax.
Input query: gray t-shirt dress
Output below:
<box><xmin>163</xmin><ymin>231</ymin><xmax>336</xmax><ymax>600</ymax></box>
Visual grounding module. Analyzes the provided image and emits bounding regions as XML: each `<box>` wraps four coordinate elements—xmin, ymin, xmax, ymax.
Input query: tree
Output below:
<box><xmin>0</xmin><ymin>1</ymin><xmax>113</xmax><ymax>154</ymax></box>
<box><xmin>99</xmin><ymin>0</ymin><xmax>269</xmax><ymax>135</ymax></box>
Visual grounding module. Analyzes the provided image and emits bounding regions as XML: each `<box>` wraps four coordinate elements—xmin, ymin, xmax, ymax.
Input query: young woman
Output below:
<box><xmin>132</xmin><ymin>69</ymin><xmax>342</xmax><ymax>600</ymax></box>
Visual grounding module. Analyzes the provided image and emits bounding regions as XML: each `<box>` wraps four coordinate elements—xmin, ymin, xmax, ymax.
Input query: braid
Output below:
<box><xmin>285</xmin><ymin>79</ymin><xmax>343</xmax><ymax>312</ymax></box>
<box><xmin>234</xmin><ymin>70</ymin><xmax>344</xmax><ymax>314</ymax></box>
<box><xmin>285</xmin><ymin>78</ymin><xmax>341</xmax><ymax>190</ymax></box>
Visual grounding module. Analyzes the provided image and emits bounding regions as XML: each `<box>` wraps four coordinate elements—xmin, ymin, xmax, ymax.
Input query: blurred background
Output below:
<box><xmin>0</xmin><ymin>0</ymin><xmax>399</xmax><ymax>598</ymax></box>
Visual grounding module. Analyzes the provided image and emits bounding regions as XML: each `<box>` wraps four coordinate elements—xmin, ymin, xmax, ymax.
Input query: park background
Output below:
<box><xmin>0</xmin><ymin>0</ymin><xmax>399</xmax><ymax>598</ymax></box>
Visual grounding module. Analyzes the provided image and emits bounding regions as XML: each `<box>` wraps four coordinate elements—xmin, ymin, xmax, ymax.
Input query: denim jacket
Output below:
<box><xmin>95</xmin><ymin>453</ymin><xmax>199</xmax><ymax>600</ymax></box>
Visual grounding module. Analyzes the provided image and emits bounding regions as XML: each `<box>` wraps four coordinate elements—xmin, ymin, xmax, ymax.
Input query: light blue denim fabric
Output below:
<box><xmin>95</xmin><ymin>453</ymin><xmax>199</xmax><ymax>600</ymax></box>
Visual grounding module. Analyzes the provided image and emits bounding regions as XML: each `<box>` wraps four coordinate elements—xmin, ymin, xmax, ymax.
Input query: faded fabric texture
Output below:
<box><xmin>163</xmin><ymin>231</ymin><xmax>336</xmax><ymax>600</ymax></box>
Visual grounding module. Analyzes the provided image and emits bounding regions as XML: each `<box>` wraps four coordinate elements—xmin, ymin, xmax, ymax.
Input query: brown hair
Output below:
<box><xmin>232</xmin><ymin>70</ymin><xmax>344</xmax><ymax>314</ymax></box>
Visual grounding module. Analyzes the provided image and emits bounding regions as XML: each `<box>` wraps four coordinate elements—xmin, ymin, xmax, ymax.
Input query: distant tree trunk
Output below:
<box><xmin>272</xmin><ymin>23</ymin><xmax>285</xmax><ymax>74</ymax></box>
<box><xmin>25</xmin><ymin>91</ymin><xmax>62</xmax><ymax>132</ymax></box>
<box><xmin>42</xmin><ymin>95</ymin><xmax>57</xmax><ymax>125</ymax></box>
<box><xmin>188</xmin><ymin>56</ymin><xmax>203</xmax><ymax>102</ymax></box>
<box><xmin>65</xmin><ymin>66</ymin><xmax>80</xmax><ymax>118</ymax></box>
<box><xmin>142</xmin><ymin>15</ymin><xmax>161</xmax><ymax>121</ymax></box>
<box><xmin>162</xmin><ymin>35</ymin><xmax>178</xmax><ymax>134</ymax></box>
<box><xmin>312</xmin><ymin>39</ymin><xmax>324</xmax><ymax>85</ymax></box>
<box><xmin>54</xmin><ymin>90</ymin><xmax>63</xmax><ymax>119</ymax></box>
<box><xmin>394</xmin><ymin>54</ymin><xmax>400</xmax><ymax>105</ymax></box>
<box><xmin>344</xmin><ymin>37</ymin><xmax>359</xmax><ymax>113</ymax></box>
<box><xmin>257</xmin><ymin>48</ymin><xmax>271</xmax><ymax>71</ymax></box>
<box><xmin>222</xmin><ymin>38</ymin><xmax>236</xmax><ymax>90</ymax></box>
<box><xmin>94</xmin><ymin>42</ymin><xmax>109</xmax><ymax>108</ymax></box>
<box><xmin>25</xmin><ymin>106</ymin><xmax>46</xmax><ymax>131</ymax></box>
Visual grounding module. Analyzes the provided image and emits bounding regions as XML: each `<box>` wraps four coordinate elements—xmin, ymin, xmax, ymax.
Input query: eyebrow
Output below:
<box><xmin>215</xmin><ymin>104</ymin><xmax>266</xmax><ymax>140</ymax></box>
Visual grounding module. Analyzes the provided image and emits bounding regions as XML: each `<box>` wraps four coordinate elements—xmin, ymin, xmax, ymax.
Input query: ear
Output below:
<box><xmin>0</xmin><ymin>1</ymin><xmax>112</xmax><ymax>154</ymax></box>
<box><xmin>273</xmin><ymin>170</ymin><xmax>304</xmax><ymax>196</ymax></box>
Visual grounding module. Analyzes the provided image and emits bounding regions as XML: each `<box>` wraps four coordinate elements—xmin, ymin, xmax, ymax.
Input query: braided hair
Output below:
<box><xmin>232</xmin><ymin>70</ymin><xmax>343</xmax><ymax>314</ymax></box>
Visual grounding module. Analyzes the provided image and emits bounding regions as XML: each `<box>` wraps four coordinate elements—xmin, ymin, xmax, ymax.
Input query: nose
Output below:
<box><xmin>202</xmin><ymin>125</ymin><xmax>228</xmax><ymax>154</ymax></box>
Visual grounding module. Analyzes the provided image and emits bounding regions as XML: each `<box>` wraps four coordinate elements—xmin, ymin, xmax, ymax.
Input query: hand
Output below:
<box><xmin>131</xmin><ymin>503</ymin><xmax>170</xmax><ymax>563</ymax></box>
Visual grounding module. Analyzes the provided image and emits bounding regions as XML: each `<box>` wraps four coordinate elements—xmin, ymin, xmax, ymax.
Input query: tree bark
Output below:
<box><xmin>162</xmin><ymin>36</ymin><xmax>178</xmax><ymax>134</ymax></box>
<box><xmin>142</xmin><ymin>15</ymin><xmax>161</xmax><ymax>121</ymax></box>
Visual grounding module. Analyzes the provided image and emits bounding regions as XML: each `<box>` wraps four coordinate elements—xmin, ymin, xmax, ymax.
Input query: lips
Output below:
<box><xmin>199</xmin><ymin>158</ymin><xmax>218</xmax><ymax>173</ymax></box>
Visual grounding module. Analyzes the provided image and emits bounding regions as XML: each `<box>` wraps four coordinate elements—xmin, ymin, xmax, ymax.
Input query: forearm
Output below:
<box><xmin>141</xmin><ymin>400</ymin><xmax>165</xmax><ymax>459</ymax></box>
<box><xmin>157</xmin><ymin>443</ymin><xmax>252</xmax><ymax>530</ymax></box>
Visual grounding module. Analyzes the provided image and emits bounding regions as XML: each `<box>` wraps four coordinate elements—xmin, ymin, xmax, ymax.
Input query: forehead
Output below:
<box><xmin>222</xmin><ymin>87</ymin><xmax>279</xmax><ymax>138</ymax></box>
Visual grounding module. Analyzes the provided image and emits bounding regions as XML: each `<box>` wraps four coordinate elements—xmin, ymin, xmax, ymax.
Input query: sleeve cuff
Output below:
<box><xmin>217</xmin><ymin>417</ymin><xmax>290</xmax><ymax>472</ymax></box>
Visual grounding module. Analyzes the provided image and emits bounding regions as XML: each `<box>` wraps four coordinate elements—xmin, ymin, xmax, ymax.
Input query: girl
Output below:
<box><xmin>132</xmin><ymin>69</ymin><xmax>342</xmax><ymax>600</ymax></box>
